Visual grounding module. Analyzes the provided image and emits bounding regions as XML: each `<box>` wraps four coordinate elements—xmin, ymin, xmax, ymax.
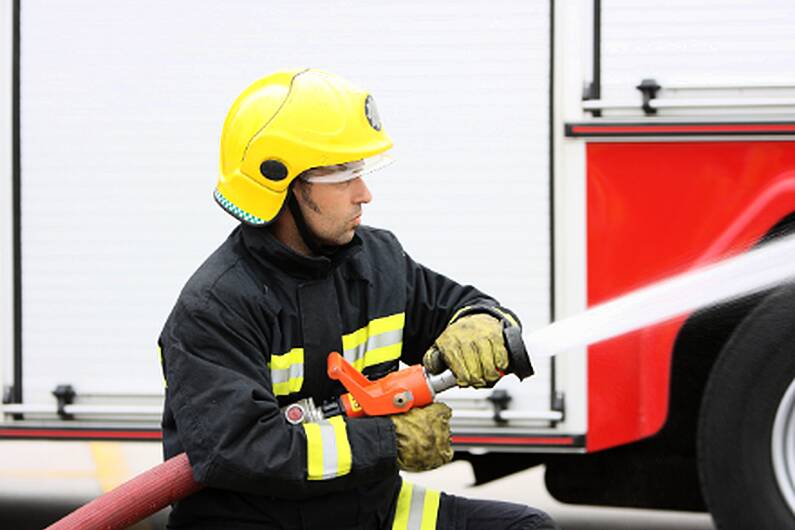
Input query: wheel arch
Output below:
<box><xmin>663</xmin><ymin>210</ymin><xmax>795</xmax><ymax>453</ymax></box>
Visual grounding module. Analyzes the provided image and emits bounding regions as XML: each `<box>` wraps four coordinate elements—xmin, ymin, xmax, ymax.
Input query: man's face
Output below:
<box><xmin>293</xmin><ymin>172</ymin><xmax>373</xmax><ymax>247</ymax></box>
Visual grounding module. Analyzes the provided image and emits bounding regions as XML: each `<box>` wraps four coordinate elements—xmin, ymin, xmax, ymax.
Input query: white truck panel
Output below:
<box><xmin>0</xmin><ymin>0</ymin><xmax>13</xmax><ymax>400</ymax></box>
<box><xmin>600</xmin><ymin>0</ymin><xmax>795</xmax><ymax>113</ymax></box>
<box><xmin>16</xmin><ymin>1</ymin><xmax>553</xmax><ymax>426</ymax></box>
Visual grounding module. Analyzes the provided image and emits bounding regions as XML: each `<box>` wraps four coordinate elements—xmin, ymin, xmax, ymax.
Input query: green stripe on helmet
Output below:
<box><xmin>213</xmin><ymin>188</ymin><xmax>267</xmax><ymax>225</ymax></box>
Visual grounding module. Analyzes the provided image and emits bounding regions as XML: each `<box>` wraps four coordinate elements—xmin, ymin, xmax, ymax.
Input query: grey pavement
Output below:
<box><xmin>0</xmin><ymin>440</ymin><xmax>715</xmax><ymax>530</ymax></box>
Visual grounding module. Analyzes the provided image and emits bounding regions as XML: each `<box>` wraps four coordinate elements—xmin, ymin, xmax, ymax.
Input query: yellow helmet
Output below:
<box><xmin>214</xmin><ymin>69</ymin><xmax>393</xmax><ymax>225</ymax></box>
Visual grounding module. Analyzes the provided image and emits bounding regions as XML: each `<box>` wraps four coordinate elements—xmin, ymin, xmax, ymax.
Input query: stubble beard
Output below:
<box><xmin>298</xmin><ymin>183</ymin><xmax>358</xmax><ymax>246</ymax></box>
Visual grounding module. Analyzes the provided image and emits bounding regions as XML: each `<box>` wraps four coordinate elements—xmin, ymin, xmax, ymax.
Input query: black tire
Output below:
<box><xmin>698</xmin><ymin>284</ymin><xmax>795</xmax><ymax>529</ymax></box>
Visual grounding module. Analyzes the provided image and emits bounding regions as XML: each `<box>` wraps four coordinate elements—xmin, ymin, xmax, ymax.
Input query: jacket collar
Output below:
<box><xmin>239</xmin><ymin>224</ymin><xmax>366</xmax><ymax>280</ymax></box>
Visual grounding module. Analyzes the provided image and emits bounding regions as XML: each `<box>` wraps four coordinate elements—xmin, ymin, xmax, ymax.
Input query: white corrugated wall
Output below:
<box><xmin>17</xmin><ymin>0</ymin><xmax>552</xmax><ymax>416</ymax></box>
<box><xmin>602</xmin><ymin>0</ymin><xmax>795</xmax><ymax>100</ymax></box>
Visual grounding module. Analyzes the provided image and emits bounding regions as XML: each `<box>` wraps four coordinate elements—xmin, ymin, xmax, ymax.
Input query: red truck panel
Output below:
<box><xmin>586</xmin><ymin>140</ymin><xmax>795</xmax><ymax>452</ymax></box>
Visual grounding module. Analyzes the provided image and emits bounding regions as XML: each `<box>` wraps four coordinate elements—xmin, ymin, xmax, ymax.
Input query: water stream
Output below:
<box><xmin>525</xmin><ymin>233</ymin><xmax>795</xmax><ymax>359</ymax></box>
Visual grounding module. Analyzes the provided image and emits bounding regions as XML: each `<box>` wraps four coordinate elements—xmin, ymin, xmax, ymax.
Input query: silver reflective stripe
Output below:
<box><xmin>319</xmin><ymin>421</ymin><xmax>339</xmax><ymax>479</ymax></box>
<box><xmin>407</xmin><ymin>484</ymin><xmax>428</xmax><ymax>530</ymax></box>
<box><xmin>271</xmin><ymin>363</ymin><xmax>303</xmax><ymax>384</ymax></box>
<box><xmin>392</xmin><ymin>481</ymin><xmax>441</xmax><ymax>530</ymax></box>
<box><xmin>304</xmin><ymin>416</ymin><xmax>352</xmax><ymax>481</ymax></box>
<box><xmin>343</xmin><ymin>328</ymin><xmax>403</xmax><ymax>364</ymax></box>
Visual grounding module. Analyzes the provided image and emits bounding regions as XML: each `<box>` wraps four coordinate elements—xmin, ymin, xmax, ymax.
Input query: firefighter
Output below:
<box><xmin>159</xmin><ymin>69</ymin><xmax>558</xmax><ymax>530</ymax></box>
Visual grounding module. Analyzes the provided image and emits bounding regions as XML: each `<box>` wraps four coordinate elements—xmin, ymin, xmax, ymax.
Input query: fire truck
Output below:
<box><xmin>2</xmin><ymin>1</ymin><xmax>795</xmax><ymax>528</ymax></box>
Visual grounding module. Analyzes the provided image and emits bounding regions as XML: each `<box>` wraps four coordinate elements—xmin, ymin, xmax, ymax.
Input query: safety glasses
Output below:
<box><xmin>301</xmin><ymin>153</ymin><xmax>394</xmax><ymax>184</ymax></box>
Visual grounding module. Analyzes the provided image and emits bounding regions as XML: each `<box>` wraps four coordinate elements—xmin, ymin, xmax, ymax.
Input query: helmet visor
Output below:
<box><xmin>301</xmin><ymin>153</ymin><xmax>394</xmax><ymax>184</ymax></box>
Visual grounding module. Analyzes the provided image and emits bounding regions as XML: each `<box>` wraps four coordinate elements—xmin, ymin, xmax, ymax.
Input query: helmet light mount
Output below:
<box><xmin>259</xmin><ymin>159</ymin><xmax>288</xmax><ymax>181</ymax></box>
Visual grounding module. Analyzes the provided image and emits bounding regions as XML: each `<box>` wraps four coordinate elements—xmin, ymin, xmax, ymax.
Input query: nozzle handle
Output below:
<box><xmin>503</xmin><ymin>324</ymin><xmax>534</xmax><ymax>380</ymax></box>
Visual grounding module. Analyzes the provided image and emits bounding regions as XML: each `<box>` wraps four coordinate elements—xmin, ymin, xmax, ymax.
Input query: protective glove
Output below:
<box><xmin>391</xmin><ymin>402</ymin><xmax>453</xmax><ymax>472</ymax></box>
<box><xmin>423</xmin><ymin>313</ymin><xmax>508</xmax><ymax>388</ymax></box>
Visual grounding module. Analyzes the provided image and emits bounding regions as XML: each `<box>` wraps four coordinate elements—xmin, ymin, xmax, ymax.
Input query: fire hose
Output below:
<box><xmin>45</xmin><ymin>324</ymin><xmax>533</xmax><ymax>530</ymax></box>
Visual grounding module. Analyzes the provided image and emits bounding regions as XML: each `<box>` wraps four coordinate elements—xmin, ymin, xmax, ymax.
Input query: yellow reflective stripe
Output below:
<box><xmin>269</xmin><ymin>347</ymin><xmax>304</xmax><ymax>396</ymax></box>
<box><xmin>368</xmin><ymin>312</ymin><xmax>405</xmax><ymax>336</ymax></box>
<box><xmin>391</xmin><ymin>481</ymin><xmax>414</xmax><ymax>530</ymax></box>
<box><xmin>421</xmin><ymin>489</ymin><xmax>441</xmax><ymax>530</ymax></box>
<box><xmin>329</xmin><ymin>416</ymin><xmax>352</xmax><ymax>477</ymax></box>
<box><xmin>392</xmin><ymin>481</ymin><xmax>441</xmax><ymax>530</ymax></box>
<box><xmin>342</xmin><ymin>313</ymin><xmax>405</xmax><ymax>350</ymax></box>
<box><xmin>303</xmin><ymin>422</ymin><xmax>324</xmax><ymax>480</ymax></box>
<box><xmin>351</xmin><ymin>342</ymin><xmax>403</xmax><ymax>371</ymax></box>
<box><xmin>304</xmin><ymin>417</ymin><xmax>351</xmax><ymax>481</ymax></box>
<box><xmin>492</xmin><ymin>307</ymin><xmax>519</xmax><ymax>327</ymax></box>
<box><xmin>342</xmin><ymin>326</ymin><xmax>370</xmax><ymax>352</ymax></box>
<box><xmin>269</xmin><ymin>348</ymin><xmax>304</xmax><ymax>370</ymax></box>
<box><xmin>343</xmin><ymin>313</ymin><xmax>405</xmax><ymax>372</ymax></box>
<box><xmin>449</xmin><ymin>305</ymin><xmax>469</xmax><ymax>324</ymax></box>
<box><xmin>272</xmin><ymin>377</ymin><xmax>304</xmax><ymax>396</ymax></box>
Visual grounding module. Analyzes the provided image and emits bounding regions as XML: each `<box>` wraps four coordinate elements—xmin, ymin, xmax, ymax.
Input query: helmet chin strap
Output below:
<box><xmin>286</xmin><ymin>188</ymin><xmax>339</xmax><ymax>257</ymax></box>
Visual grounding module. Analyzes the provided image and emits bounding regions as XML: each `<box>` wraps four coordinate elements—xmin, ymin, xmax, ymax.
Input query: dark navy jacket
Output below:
<box><xmin>159</xmin><ymin>224</ymin><xmax>500</xmax><ymax>529</ymax></box>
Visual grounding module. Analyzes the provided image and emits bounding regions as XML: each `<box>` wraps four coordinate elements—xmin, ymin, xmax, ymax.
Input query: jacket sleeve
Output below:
<box><xmin>401</xmin><ymin>251</ymin><xmax>518</xmax><ymax>365</ymax></box>
<box><xmin>161</xmin><ymin>301</ymin><xmax>397</xmax><ymax>499</ymax></box>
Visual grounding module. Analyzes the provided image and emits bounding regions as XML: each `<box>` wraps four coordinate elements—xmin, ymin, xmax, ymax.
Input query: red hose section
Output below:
<box><xmin>45</xmin><ymin>452</ymin><xmax>203</xmax><ymax>530</ymax></box>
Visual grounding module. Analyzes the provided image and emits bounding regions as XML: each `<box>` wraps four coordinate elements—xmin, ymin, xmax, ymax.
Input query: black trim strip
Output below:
<box><xmin>11</xmin><ymin>0</ymin><xmax>22</xmax><ymax>409</ymax></box>
<box><xmin>452</xmin><ymin>433</ymin><xmax>586</xmax><ymax>448</ymax></box>
<box><xmin>591</xmin><ymin>0</ymin><xmax>601</xmax><ymax>117</ymax></box>
<box><xmin>566</xmin><ymin>121</ymin><xmax>795</xmax><ymax>138</ymax></box>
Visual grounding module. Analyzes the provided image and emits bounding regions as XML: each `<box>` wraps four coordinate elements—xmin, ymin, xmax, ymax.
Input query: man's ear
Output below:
<box><xmin>290</xmin><ymin>179</ymin><xmax>305</xmax><ymax>208</ymax></box>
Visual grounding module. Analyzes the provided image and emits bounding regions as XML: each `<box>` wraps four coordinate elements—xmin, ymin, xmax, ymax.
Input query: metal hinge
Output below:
<box><xmin>636</xmin><ymin>78</ymin><xmax>662</xmax><ymax>116</ymax></box>
<box><xmin>52</xmin><ymin>384</ymin><xmax>77</xmax><ymax>420</ymax></box>
<box><xmin>487</xmin><ymin>389</ymin><xmax>512</xmax><ymax>425</ymax></box>
<box><xmin>582</xmin><ymin>81</ymin><xmax>603</xmax><ymax>117</ymax></box>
